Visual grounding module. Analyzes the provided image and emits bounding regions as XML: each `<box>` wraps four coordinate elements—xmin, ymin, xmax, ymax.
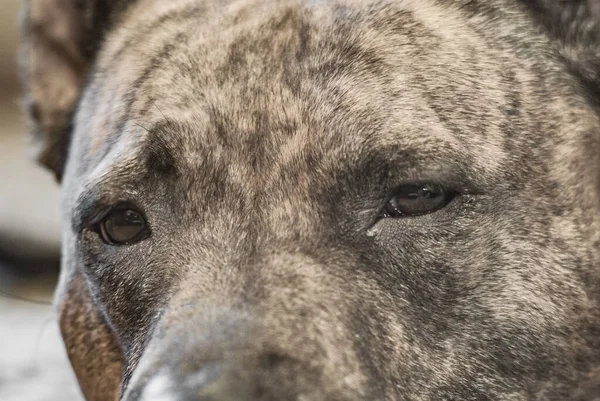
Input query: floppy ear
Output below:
<box><xmin>521</xmin><ymin>0</ymin><xmax>600</xmax><ymax>88</ymax></box>
<box><xmin>59</xmin><ymin>271</ymin><xmax>124</xmax><ymax>401</ymax></box>
<box><xmin>20</xmin><ymin>0</ymin><xmax>128</xmax><ymax>181</ymax></box>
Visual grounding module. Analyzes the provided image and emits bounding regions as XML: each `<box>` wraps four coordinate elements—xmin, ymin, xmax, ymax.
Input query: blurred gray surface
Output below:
<box><xmin>0</xmin><ymin>101</ymin><xmax>62</xmax><ymax>258</ymax></box>
<box><xmin>0</xmin><ymin>0</ymin><xmax>62</xmax><ymax>257</ymax></box>
<box><xmin>0</xmin><ymin>297</ymin><xmax>83</xmax><ymax>401</ymax></box>
<box><xmin>0</xmin><ymin>0</ymin><xmax>82</xmax><ymax>400</ymax></box>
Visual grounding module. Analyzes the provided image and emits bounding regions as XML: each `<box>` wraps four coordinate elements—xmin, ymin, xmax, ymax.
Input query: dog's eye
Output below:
<box><xmin>381</xmin><ymin>184</ymin><xmax>456</xmax><ymax>218</ymax></box>
<box><xmin>98</xmin><ymin>208</ymin><xmax>150</xmax><ymax>245</ymax></box>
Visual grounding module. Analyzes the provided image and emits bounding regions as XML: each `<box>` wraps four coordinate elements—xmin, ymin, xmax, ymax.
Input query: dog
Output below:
<box><xmin>20</xmin><ymin>0</ymin><xmax>600</xmax><ymax>400</ymax></box>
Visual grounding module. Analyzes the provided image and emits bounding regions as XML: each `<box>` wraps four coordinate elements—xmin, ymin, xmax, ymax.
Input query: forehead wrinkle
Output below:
<box><xmin>74</xmin><ymin>123</ymin><xmax>171</xmax><ymax>203</ymax></box>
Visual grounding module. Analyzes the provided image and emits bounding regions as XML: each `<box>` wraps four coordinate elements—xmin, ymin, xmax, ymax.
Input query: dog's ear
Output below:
<box><xmin>20</xmin><ymin>0</ymin><xmax>129</xmax><ymax>181</ymax></box>
<box><xmin>59</xmin><ymin>271</ymin><xmax>124</xmax><ymax>401</ymax></box>
<box><xmin>521</xmin><ymin>0</ymin><xmax>600</xmax><ymax>87</ymax></box>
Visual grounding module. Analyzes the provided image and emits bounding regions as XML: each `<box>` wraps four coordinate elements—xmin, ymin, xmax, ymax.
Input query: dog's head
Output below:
<box><xmin>21</xmin><ymin>0</ymin><xmax>600</xmax><ymax>400</ymax></box>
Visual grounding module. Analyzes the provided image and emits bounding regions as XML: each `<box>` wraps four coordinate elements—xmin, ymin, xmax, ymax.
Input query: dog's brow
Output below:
<box><xmin>140</xmin><ymin>122</ymin><xmax>179</xmax><ymax>177</ymax></box>
<box><xmin>71</xmin><ymin>187</ymin><xmax>100</xmax><ymax>233</ymax></box>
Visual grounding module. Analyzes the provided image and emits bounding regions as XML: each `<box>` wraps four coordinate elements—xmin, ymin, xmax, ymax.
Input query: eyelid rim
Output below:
<box><xmin>72</xmin><ymin>192</ymin><xmax>148</xmax><ymax>235</ymax></box>
<box><xmin>374</xmin><ymin>181</ymin><xmax>464</xmax><ymax>222</ymax></box>
<box><xmin>386</xmin><ymin>182</ymin><xmax>447</xmax><ymax>198</ymax></box>
<box><xmin>98</xmin><ymin>208</ymin><xmax>151</xmax><ymax>246</ymax></box>
<box><xmin>92</xmin><ymin>202</ymin><xmax>149</xmax><ymax>227</ymax></box>
<box><xmin>383</xmin><ymin>176</ymin><xmax>480</xmax><ymax>198</ymax></box>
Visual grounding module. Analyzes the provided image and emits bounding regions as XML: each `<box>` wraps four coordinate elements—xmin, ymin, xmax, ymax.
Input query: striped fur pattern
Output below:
<box><xmin>21</xmin><ymin>0</ymin><xmax>600</xmax><ymax>400</ymax></box>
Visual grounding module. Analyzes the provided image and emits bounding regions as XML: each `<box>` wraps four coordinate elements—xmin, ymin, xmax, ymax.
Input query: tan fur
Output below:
<box><xmin>20</xmin><ymin>0</ymin><xmax>600</xmax><ymax>400</ymax></box>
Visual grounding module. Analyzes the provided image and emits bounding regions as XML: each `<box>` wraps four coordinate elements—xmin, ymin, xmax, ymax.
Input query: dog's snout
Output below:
<box><xmin>138</xmin><ymin>363</ymin><xmax>222</xmax><ymax>401</ymax></box>
<box><xmin>133</xmin><ymin>352</ymin><xmax>300</xmax><ymax>401</ymax></box>
<box><xmin>124</xmin><ymin>258</ymin><xmax>356</xmax><ymax>401</ymax></box>
<box><xmin>138</xmin><ymin>373</ymin><xmax>180</xmax><ymax>401</ymax></box>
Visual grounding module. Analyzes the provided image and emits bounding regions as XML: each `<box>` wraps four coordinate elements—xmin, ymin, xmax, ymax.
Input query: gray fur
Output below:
<box><xmin>20</xmin><ymin>0</ymin><xmax>600</xmax><ymax>400</ymax></box>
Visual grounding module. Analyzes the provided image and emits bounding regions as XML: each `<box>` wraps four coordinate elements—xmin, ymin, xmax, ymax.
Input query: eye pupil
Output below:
<box><xmin>99</xmin><ymin>209</ymin><xmax>149</xmax><ymax>245</ymax></box>
<box><xmin>382</xmin><ymin>184</ymin><xmax>454</xmax><ymax>218</ymax></box>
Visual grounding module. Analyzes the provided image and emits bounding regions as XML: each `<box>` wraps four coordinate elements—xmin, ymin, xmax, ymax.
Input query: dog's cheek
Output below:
<box><xmin>58</xmin><ymin>271</ymin><xmax>124</xmax><ymax>401</ymax></box>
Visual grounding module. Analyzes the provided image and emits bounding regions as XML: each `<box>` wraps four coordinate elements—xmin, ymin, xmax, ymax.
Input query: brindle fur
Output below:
<box><xmin>20</xmin><ymin>0</ymin><xmax>600</xmax><ymax>400</ymax></box>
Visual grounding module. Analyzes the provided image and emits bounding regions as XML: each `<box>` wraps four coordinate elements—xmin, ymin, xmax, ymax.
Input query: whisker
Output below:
<box><xmin>141</xmin><ymin>89</ymin><xmax>169</xmax><ymax>122</ymax></box>
<box><xmin>132</xmin><ymin>121</ymin><xmax>151</xmax><ymax>133</ymax></box>
<box><xmin>0</xmin><ymin>289</ymin><xmax>52</xmax><ymax>306</ymax></box>
<box><xmin>30</xmin><ymin>316</ymin><xmax>56</xmax><ymax>368</ymax></box>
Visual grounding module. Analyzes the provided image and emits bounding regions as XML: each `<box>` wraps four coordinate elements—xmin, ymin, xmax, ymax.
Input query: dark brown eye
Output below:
<box><xmin>98</xmin><ymin>208</ymin><xmax>150</xmax><ymax>245</ymax></box>
<box><xmin>381</xmin><ymin>184</ymin><xmax>456</xmax><ymax>218</ymax></box>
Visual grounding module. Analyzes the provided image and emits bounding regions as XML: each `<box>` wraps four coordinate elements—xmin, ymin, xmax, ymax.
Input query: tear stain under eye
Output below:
<box><xmin>357</xmin><ymin>208</ymin><xmax>383</xmax><ymax>234</ymax></box>
<box><xmin>366</xmin><ymin>225</ymin><xmax>382</xmax><ymax>237</ymax></box>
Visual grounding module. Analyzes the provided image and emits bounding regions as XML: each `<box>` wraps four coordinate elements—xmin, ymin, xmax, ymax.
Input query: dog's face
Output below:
<box><xmin>21</xmin><ymin>0</ymin><xmax>600</xmax><ymax>400</ymax></box>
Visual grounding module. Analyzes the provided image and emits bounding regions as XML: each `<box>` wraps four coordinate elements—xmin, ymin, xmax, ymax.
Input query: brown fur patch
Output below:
<box><xmin>59</xmin><ymin>272</ymin><xmax>123</xmax><ymax>401</ymax></box>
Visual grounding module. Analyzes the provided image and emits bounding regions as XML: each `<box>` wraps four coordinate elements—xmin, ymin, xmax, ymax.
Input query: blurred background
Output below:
<box><xmin>0</xmin><ymin>0</ymin><xmax>82</xmax><ymax>399</ymax></box>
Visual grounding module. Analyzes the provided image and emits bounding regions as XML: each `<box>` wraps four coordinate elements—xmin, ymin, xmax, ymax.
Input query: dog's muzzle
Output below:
<box><xmin>119</xmin><ymin>303</ymin><xmax>321</xmax><ymax>401</ymax></box>
<box><xmin>137</xmin><ymin>363</ymin><xmax>227</xmax><ymax>401</ymax></box>
<box><xmin>124</xmin><ymin>350</ymin><xmax>307</xmax><ymax>401</ymax></box>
